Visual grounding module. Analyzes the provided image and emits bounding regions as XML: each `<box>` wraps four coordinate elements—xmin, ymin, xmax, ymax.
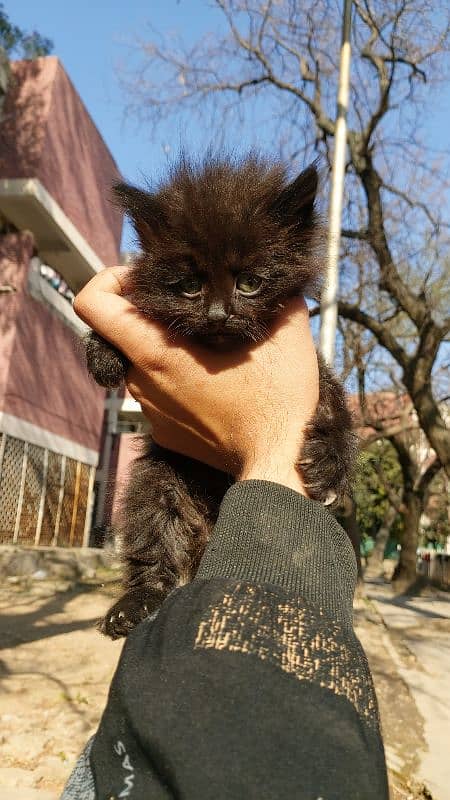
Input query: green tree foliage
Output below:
<box><xmin>354</xmin><ymin>441</ymin><xmax>403</xmax><ymax>541</ymax></box>
<box><xmin>354</xmin><ymin>439</ymin><xmax>449</xmax><ymax>555</ymax></box>
<box><xmin>421</xmin><ymin>471</ymin><xmax>450</xmax><ymax>545</ymax></box>
<box><xmin>0</xmin><ymin>3</ymin><xmax>53</xmax><ymax>59</ymax></box>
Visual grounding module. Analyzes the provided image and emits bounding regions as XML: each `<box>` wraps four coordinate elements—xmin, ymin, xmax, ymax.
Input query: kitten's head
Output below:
<box><xmin>114</xmin><ymin>154</ymin><xmax>323</xmax><ymax>345</ymax></box>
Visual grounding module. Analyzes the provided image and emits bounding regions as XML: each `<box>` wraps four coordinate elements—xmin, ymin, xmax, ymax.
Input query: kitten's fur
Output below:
<box><xmin>86</xmin><ymin>154</ymin><xmax>357</xmax><ymax>639</ymax></box>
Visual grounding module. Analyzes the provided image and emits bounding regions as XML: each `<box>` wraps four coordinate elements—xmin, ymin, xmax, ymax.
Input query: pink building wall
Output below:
<box><xmin>111</xmin><ymin>432</ymin><xmax>142</xmax><ymax>522</ymax></box>
<box><xmin>0</xmin><ymin>56</ymin><xmax>123</xmax><ymax>456</ymax></box>
<box><xmin>0</xmin><ymin>234</ymin><xmax>32</xmax><ymax>411</ymax></box>
<box><xmin>0</xmin><ymin>56</ymin><xmax>122</xmax><ymax>266</ymax></box>
<box><xmin>0</xmin><ymin>233</ymin><xmax>105</xmax><ymax>451</ymax></box>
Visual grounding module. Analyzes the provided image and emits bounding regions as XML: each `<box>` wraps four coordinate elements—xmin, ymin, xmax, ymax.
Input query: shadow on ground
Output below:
<box><xmin>0</xmin><ymin>584</ymin><xmax>104</xmax><ymax>650</ymax></box>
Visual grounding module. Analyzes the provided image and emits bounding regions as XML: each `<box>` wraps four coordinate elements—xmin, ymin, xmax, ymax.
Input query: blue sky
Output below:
<box><xmin>7</xmin><ymin>0</ymin><xmax>450</xmax><ymax>254</ymax></box>
<box><xmin>8</xmin><ymin>0</ymin><xmax>226</xmax><ymax>247</ymax></box>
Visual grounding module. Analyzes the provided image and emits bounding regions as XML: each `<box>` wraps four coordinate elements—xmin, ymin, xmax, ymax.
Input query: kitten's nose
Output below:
<box><xmin>207</xmin><ymin>303</ymin><xmax>228</xmax><ymax>324</ymax></box>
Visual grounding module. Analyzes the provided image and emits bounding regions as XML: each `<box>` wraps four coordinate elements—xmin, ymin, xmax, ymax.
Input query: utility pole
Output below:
<box><xmin>319</xmin><ymin>0</ymin><xmax>353</xmax><ymax>365</ymax></box>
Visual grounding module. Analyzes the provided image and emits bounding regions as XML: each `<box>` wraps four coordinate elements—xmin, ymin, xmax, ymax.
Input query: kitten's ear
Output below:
<box><xmin>112</xmin><ymin>183</ymin><xmax>167</xmax><ymax>246</ymax></box>
<box><xmin>271</xmin><ymin>162</ymin><xmax>319</xmax><ymax>226</ymax></box>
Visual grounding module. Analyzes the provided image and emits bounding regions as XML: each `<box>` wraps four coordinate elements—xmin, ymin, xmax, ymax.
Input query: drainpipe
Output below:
<box><xmin>93</xmin><ymin>389</ymin><xmax>118</xmax><ymax>533</ymax></box>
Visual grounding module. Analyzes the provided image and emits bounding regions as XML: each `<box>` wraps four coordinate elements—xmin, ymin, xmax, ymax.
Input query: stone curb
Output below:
<box><xmin>0</xmin><ymin>544</ymin><xmax>119</xmax><ymax>581</ymax></box>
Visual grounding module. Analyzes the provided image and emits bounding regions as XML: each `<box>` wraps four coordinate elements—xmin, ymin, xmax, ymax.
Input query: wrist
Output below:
<box><xmin>239</xmin><ymin>462</ymin><xmax>309</xmax><ymax>497</ymax></box>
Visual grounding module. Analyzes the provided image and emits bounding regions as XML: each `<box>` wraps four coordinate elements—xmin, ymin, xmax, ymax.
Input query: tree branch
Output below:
<box><xmin>373</xmin><ymin>459</ymin><xmax>405</xmax><ymax>514</ymax></box>
<box><xmin>381</xmin><ymin>181</ymin><xmax>444</xmax><ymax>232</ymax></box>
<box><xmin>215</xmin><ymin>0</ymin><xmax>336</xmax><ymax>137</ymax></box>
<box><xmin>335</xmin><ymin>300</ymin><xmax>409</xmax><ymax>369</ymax></box>
<box><xmin>341</xmin><ymin>228</ymin><xmax>369</xmax><ymax>240</ymax></box>
<box><xmin>416</xmin><ymin>456</ymin><xmax>441</xmax><ymax>495</ymax></box>
<box><xmin>358</xmin><ymin>156</ymin><xmax>430</xmax><ymax>329</ymax></box>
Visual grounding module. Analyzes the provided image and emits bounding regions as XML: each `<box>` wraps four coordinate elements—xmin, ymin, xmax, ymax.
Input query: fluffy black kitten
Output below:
<box><xmin>86</xmin><ymin>154</ymin><xmax>357</xmax><ymax>639</ymax></box>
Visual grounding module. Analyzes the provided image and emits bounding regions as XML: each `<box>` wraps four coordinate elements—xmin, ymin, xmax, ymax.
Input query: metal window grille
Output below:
<box><xmin>0</xmin><ymin>432</ymin><xmax>95</xmax><ymax>547</ymax></box>
<box><xmin>16</xmin><ymin>443</ymin><xmax>44</xmax><ymax>545</ymax></box>
<box><xmin>0</xmin><ymin>434</ymin><xmax>25</xmax><ymax>544</ymax></box>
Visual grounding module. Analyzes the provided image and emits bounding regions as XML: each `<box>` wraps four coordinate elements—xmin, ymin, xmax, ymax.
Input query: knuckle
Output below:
<box><xmin>125</xmin><ymin>378</ymin><xmax>140</xmax><ymax>399</ymax></box>
<box><xmin>72</xmin><ymin>290</ymin><xmax>90</xmax><ymax>321</ymax></box>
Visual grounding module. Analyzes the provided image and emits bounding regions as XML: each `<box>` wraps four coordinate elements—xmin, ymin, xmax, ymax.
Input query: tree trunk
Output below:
<box><xmin>410</xmin><ymin>388</ymin><xmax>450</xmax><ymax>480</ymax></box>
<box><xmin>336</xmin><ymin>496</ymin><xmax>362</xmax><ymax>578</ymax></box>
<box><xmin>0</xmin><ymin>46</ymin><xmax>11</xmax><ymax>118</ymax></box>
<box><xmin>358</xmin><ymin>162</ymin><xmax>449</xmax><ymax>480</ymax></box>
<box><xmin>392</xmin><ymin>489</ymin><xmax>421</xmax><ymax>590</ymax></box>
<box><xmin>365</xmin><ymin>504</ymin><xmax>397</xmax><ymax>580</ymax></box>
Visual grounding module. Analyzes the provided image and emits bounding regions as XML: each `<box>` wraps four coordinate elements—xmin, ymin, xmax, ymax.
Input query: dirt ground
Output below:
<box><xmin>0</xmin><ymin>576</ymin><xmax>121</xmax><ymax>799</ymax></box>
<box><xmin>0</xmin><ymin>574</ymin><xmax>438</xmax><ymax>800</ymax></box>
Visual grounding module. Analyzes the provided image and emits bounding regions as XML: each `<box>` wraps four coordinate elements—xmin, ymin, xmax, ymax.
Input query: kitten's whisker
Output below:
<box><xmin>167</xmin><ymin>317</ymin><xmax>196</xmax><ymax>340</ymax></box>
<box><xmin>258</xmin><ymin>323</ymin><xmax>270</xmax><ymax>340</ymax></box>
<box><xmin>166</xmin><ymin>319</ymin><xmax>185</xmax><ymax>341</ymax></box>
<box><xmin>177</xmin><ymin>322</ymin><xmax>195</xmax><ymax>339</ymax></box>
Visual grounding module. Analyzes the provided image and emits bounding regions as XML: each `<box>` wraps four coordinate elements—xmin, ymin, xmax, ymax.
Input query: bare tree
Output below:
<box><xmin>339</xmin><ymin>308</ymin><xmax>445</xmax><ymax>584</ymax></box>
<box><xmin>361</xmin><ymin>393</ymin><xmax>442</xmax><ymax>583</ymax></box>
<box><xmin>124</xmin><ymin>0</ymin><xmax>450</xmax><ymax>582</ymax></box>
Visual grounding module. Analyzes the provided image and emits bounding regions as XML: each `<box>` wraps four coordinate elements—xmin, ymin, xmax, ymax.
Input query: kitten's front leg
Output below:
<box><xmin>85</xmin><ymin>331</ymin><xmax>129</xmax><ymax>388</ymax></box>
<box><xmin>299</xmin><ymin>355</ymin><xmax>358</xmax><ymax>505</ymax></box>
<box><xmin>99</xmin><ymin>445</ymin><xmax>221</xmax><ymax>639</ymax></box>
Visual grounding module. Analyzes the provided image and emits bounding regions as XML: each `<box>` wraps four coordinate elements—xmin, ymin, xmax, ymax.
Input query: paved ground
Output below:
<box><xmin>365</xmin><ymin>581</ymin><xmax>450</xmax><ymax>800</ymax></box>
<box><xmin>0</xmin><ymin>572</ymin><xmax>447</xmax><ymax>800</ymax></box>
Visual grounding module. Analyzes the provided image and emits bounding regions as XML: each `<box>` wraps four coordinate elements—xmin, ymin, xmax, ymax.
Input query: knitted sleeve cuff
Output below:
<box><xmin>195</xmin><ymin>480</ymin><xmax>357</xmax><ymax>625</ymax></box>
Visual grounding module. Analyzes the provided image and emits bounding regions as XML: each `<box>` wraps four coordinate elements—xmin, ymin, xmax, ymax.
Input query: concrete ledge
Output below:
<box><xmin>0</xmin><ymin>178</ymin><xmax>104</xmax><ymax>291</ymax></box>
<box><xmin>0</xmin><ymin>413</ymin><xmax>99</xmax><ymax>466</ymax></box>
<box><xmin>28</xmin><ymin>258</ymin><xmax>89</xmax><ymax>338</ymax></box>
<box><xmin>0</xmin><ymin>545</ymin><xmax>119</xmax><ymax>581</ymax></box>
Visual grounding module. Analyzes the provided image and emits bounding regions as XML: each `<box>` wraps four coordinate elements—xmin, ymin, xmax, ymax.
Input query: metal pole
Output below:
<box><xmin>94</xmin><ymin>390</ymin><xmax>118</xmax><ymax>531</ymax></box>
<box><xmin>319</xmin><ymin>0</ymin><xmax>353</xmax><ymax>365</ymax></box>
<box><xmin>35</xmin><ymin>448</ymin><xmax>49</xmax><ymax>546</ymax></box>
<box><xmin>53</xmin><ymin>454</ymin><xmax>66</xmax><ymax>546</ymax></box>
<box><xmin>69</xmin><ymin>460</ymin><xmax>82</xmax><ymax>546</ymax></box>
<box><xmin>82</xmin><ymin>464</ymin><xmax>96</xmax><ymax>548</ymax></box>
<box><xmin>0</xmin><ymin>433</ymin><xmax>6</xmax><ymax>481</ymax></box>
<box><xmin>13</xmin><ymin>441</ymin><xmax>28</xmax><ymax>544</ymax></box>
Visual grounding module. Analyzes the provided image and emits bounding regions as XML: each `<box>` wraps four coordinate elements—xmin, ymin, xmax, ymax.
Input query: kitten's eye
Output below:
<box><xmin>179</xmin><ymin>276</ymin><xmax>202</xmax><ymax>297</ymax></box>
<box><xmin>236</xmin><ymin>272</ymin><xmax>263</xmax><ymax>296</ymax></box>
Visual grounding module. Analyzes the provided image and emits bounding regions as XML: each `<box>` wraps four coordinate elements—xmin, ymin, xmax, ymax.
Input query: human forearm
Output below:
<box><xmin>82</xmin><ymin>482</ymin><xmax>388</xmax><ymax>800</ymax></box>
<box><xmin>196</xmin><ymin>480</ymin><xmax>355</xmax><ymax>617</ymax></box>
<box><xmin>68</xmin><ymin>269</ymin><xmax>389</xmax><ymax>798</ymax></box>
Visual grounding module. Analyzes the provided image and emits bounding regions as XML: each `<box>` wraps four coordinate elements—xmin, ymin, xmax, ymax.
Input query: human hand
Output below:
<box><xmin>74</xmin><ymin>267</ymin><xmax>319</xmax><ymax>496</ymax></box>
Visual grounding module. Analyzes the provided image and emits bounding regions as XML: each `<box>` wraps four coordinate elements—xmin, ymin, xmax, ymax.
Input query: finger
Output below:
<box><xmin>267</xmin><ymin>296</ymin><xmax>318</xmax><ymax>394</ymax></box>
<box><xmin>269</xmin><ymin>296</ymin><xmax>315</xmax><ymax>349</ymax></box>
<box><xmin>74</xmin><ymin>266</ymin><xmax>132</xmax><ymax>305</ymax></box>
<box><xmin>73</xmin><ymin>267</ymin><xmax>168</xmax><ymax>366</ymax></box>
<box><xmin>73</xmin><ymin>267</ymin><xmax>134</xmax><ymax>326</ymax></box>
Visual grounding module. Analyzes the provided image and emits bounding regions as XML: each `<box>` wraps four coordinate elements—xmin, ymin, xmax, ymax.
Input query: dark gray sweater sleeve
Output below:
<box><xmin>63</xmin><ymin>480</ymin><xmax>389</xmax><ymax>800</ymax></box>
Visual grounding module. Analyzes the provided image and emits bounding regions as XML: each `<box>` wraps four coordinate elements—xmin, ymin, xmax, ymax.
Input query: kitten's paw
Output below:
<box><xmin>98</xmin><ymin>588</ymin><xmax>165</xmax><ymax>639</ymax></box>
<box><xmin>299</xmin><ymin>426</ymin><xmax>357</xmax><ymax>506</ymax></box>
<box><xmin>299</xmin><ymin>357</ymin><xmax>358</xmax><ymax>505</ymax></box>
<box><xmin>85</xmin><ymin>332</ymin><xmax>128</xmax><ymax>388</ymax></box>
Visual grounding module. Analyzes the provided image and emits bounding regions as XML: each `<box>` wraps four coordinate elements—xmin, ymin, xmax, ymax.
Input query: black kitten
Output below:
<box><xmin>85</xmin><ymin>154</ymin><xmax>357</xmax><ymax>639</ymax></box>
